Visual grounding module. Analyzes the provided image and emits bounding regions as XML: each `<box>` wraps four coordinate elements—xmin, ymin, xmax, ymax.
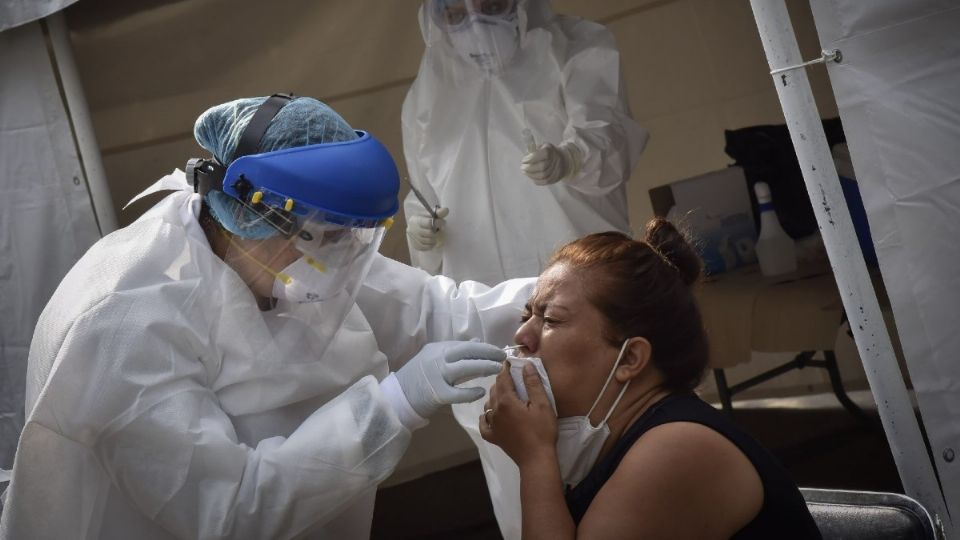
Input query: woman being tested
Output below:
<box><xmin>478</xmin><ymin>220</ymin><xmax>821</xmax><ymax>539</ymax></box>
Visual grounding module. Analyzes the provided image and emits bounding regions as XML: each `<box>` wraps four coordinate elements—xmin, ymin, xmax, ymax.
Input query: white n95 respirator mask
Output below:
<box><xmin>272</xmin><ymin>255</ymin><xmax>350</xmax><ymax>304</ymax></box>
<box><xmin>271</xmin><ymin>221</ymin><xmax>373</xmax><ymax>304</ymax></box>
<box><xmin>448</xmin><ymin>15</ymin><xmax>520</xmax><ymax>73</ymax></box>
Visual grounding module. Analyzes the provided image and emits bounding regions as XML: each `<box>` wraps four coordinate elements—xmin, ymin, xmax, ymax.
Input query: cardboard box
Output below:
<box><xmin>649</xmin><ymin>166</ymin><xmax>757</xmax><ymax>275</ymax></box>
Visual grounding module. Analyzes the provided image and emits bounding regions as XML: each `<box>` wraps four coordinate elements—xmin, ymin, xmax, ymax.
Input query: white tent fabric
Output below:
<box><xmin>0</xmin><ymin>0</ymin><xmax>78</xmax><ymax>32</ymax></box>
<box><xmin>0</xmin><ymin>20</ymin><xmax>102</xmax><ymax>469</ymax></box>
<box><xmin>809</xmin><ymin>0</ymin><xmax>960</xmax><ymax>530</ymax></box>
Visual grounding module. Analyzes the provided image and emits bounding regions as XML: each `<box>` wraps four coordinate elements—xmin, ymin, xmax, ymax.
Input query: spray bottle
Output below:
<box><xmin>753</xmin><ymin>181</ymin><xmax>797</xmax><ymax>277</ymax></box>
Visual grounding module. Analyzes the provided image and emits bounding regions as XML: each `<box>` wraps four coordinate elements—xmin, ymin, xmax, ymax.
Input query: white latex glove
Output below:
<box><xmin>520</xmin><ymin>141</ymin><xmax>584</xmax><ymax>185</ymax></box>
<box><xmin>406</xmin><ymin>206</ymin><xmax>449</xmax><ymax>251</ymax></box>
<box><xmin>394</xmin><ymin>341</ymin><xmax>506</xmax><ymax>420</ymax></box>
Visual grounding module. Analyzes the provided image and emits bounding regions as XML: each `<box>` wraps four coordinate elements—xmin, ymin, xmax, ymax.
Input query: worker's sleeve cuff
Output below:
<box><xmin>380</xmin><ymin>373</ymin><xmax>430</xmax><ymax>432</ymax></box>
<box><xmin>559</xmin><ymin>140</ymin><xmax>584</xmax><ymax>180</ymax></box>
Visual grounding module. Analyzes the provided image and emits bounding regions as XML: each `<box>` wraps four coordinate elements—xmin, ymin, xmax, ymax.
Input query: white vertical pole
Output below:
<box><xmin>749</xmin><ymin>0</ymin><xmax>949</xmax><ymax>526</ymax></box>
<box><xmin>45</xmin><ymin>12</ymin><xmax>117</xmax><ymax>235</ymax></box>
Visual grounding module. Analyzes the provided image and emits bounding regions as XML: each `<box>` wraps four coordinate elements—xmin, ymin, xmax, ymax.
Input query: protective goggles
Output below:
<box><xmin>429</xmin><ymin>0</ymin><xmax>517</xmax><ymax>31</ymax></box>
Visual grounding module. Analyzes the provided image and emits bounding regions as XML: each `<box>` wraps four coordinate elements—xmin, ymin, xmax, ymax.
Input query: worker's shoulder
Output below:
<box><xmin>68</xmin><ymin>215</ymin><xmax>186</xmax><ymax>293</ymax></box>
<box><xmin>43</xmin><ymin>211</ymin><xmax>209</xmax><ymax>334</ymax></box>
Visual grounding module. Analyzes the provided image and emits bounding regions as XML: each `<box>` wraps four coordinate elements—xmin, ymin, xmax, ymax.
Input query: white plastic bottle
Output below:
<box><xmin>753</xmin><ymin>181</ymin><xmax>797</xmax><ymax>277</ymax></box>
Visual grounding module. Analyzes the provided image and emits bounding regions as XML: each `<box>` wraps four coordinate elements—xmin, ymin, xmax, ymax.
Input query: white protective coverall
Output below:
<box><xmin>0</xmin><ymin>173</ymin><xmax>535</xmax><ymax>540</ymax></box>
<box><xmin>358</xmin><ymin>256</ymin><xmax>532</xmax><ymax>540</ymax></box>
<box><xmin>402</xmin><ymin>0</ymin><xmax>649</xmax><ymax>285</ymax></box>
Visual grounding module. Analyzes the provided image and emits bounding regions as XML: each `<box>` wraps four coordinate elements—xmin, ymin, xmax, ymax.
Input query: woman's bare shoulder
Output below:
<box><xmin>578</xmin><ymin>422</ymin><xmax>763</xmax><ymax>540</ymax></box>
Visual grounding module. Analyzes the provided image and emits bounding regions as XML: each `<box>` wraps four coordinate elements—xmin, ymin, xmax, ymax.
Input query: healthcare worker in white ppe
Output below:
<box><xmin>403</xmin><ymin>0</ymin><xmax>649</xmax><ymax>285</ymax></box>
<box><xmin>0</xmin><ymin>94</ymin><xmax>535</xmax><ymax>539</ymax></box>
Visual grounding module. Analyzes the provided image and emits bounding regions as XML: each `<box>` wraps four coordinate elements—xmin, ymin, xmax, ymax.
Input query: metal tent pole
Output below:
<box><xmin>45</xmin><ymin>12</ymin><xmax>117</xmax><ymax>236</ymax></box>
<box><xmin>748</xmin><ymin>0</ymin><xmax>949</xmax><ymax>527</ymax></box>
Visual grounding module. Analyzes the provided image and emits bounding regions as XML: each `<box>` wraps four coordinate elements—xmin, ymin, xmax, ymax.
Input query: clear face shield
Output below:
<box><xmin>216</xmin><ymin>205</ymin><xmax>387</xmax><ymax>308</ymax></box>
<box><xmin>212</xmin><ymin>197</ymin><xmax>390</xmax><ymax>369</ymax></box>
<box><xmin>277</xmin><ymin>219</ymin><xmax>383</xmax><ymax>303</ymax></box>
<box><xmin>427</xmin><ymin>0</ymin><xmax>521</xmax><ymax>73</ymax></box>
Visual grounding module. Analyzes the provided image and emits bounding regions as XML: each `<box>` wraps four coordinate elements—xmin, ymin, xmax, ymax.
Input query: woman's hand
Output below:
<box><xmin>480</xmin><ymin>363</ymin><xmax>559</xmax><ymax>468</ymax></box>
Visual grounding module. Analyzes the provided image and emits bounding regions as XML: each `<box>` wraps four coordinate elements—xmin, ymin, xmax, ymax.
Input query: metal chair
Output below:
<box><xmin>801</xmin><ymin>488</ymin><xmax>942</xmax><ymax>539</ymax></box>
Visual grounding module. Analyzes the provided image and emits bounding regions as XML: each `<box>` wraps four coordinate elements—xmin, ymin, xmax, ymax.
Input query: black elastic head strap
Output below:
<box><xmin>231</xmin><ymin>93</ymin><xmax>296</xmax><ymax>162</ymax></box>
<box><xmin>189</xmin><ymin>93</ymin><xmax>295</xmax><ymax>196</ymax></box>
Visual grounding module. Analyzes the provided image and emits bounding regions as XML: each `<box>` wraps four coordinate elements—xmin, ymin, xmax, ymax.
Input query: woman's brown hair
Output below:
<box><xmin>548</xmin><ymin>218</ymin><xmax>709</xmax><ymax>393</ymax></box>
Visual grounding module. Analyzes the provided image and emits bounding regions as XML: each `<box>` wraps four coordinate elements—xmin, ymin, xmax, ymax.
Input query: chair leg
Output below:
<box><xmin>714</xmin><ymin>369</ymin><xmax>734</xmax><ymax>414</ymax></box>
<box><xmin>822</xmin><ymin>350</ymin><xmax>876</xmax><ymax>428</ymax></box>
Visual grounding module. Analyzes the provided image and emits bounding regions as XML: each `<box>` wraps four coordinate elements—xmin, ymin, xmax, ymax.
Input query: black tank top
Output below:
<box><xmin>564</xmin><ymin>393</ymin><xmax>822</xmax><ymax>539</ymax></box>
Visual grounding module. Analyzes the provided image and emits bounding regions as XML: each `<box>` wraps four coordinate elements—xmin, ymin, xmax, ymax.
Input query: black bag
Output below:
<box><xmin>725</xmin><ymin>118</ymin><xmax>846</xmax><ymax>239</ymax></box>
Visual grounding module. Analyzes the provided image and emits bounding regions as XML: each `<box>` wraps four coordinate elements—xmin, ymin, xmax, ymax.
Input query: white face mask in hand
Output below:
<box><xmin>506</xmin><ymin>355</ymin><xmax>557</xmax><ymax>413</ymax></box>
<box><xmin>505</xmin><ymin>341</ymin><xmax>632</xmax><ymax>488</ymax></box>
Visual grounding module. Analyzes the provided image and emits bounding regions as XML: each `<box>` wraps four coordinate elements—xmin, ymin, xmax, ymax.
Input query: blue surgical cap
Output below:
<box><xmin>194</xmin><ymin>96</ymin><xmax>359</xmax><ymax>239</ymax></box>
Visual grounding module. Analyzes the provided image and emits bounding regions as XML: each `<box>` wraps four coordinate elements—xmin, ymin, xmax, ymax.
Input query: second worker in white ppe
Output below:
<box><xmin>402</xmin><ymin>0</ymin><xmax>649</xmax><ymax>285</ymax></box>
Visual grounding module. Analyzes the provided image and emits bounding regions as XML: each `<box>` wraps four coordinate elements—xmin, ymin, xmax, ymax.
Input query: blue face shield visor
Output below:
<box><xmin>219</xmin><ymin>130</ymin><xmax>400</xmax><ymax>238</ymax></box>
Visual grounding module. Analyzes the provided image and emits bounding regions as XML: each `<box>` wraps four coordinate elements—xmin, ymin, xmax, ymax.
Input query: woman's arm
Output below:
<box><xmin>518</xmin><ymin>450</ymin><xmax>576</xmax><ymax>540</ymax></box>
<box><xmin>481</xmin><ymin>365</ymin><xmax>577</xmax><ymax>540</ymax></box>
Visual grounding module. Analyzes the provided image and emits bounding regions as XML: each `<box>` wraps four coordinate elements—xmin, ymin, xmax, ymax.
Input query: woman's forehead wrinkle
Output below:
<box><xmin>531</xmin><ymin>264</ymin><xmax>584</xmax><ymax>310</ymax></box>
<box><xmin>530</xmin><ymin>276</ymin><xmax>559</xmax><ymax>311</ymax></box>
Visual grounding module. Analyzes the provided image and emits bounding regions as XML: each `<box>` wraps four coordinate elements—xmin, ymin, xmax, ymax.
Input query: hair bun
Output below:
<box><xmin>643</xmin><ymin>217</ymin><xmax>703</xmax><ymax>286</ymax></box>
